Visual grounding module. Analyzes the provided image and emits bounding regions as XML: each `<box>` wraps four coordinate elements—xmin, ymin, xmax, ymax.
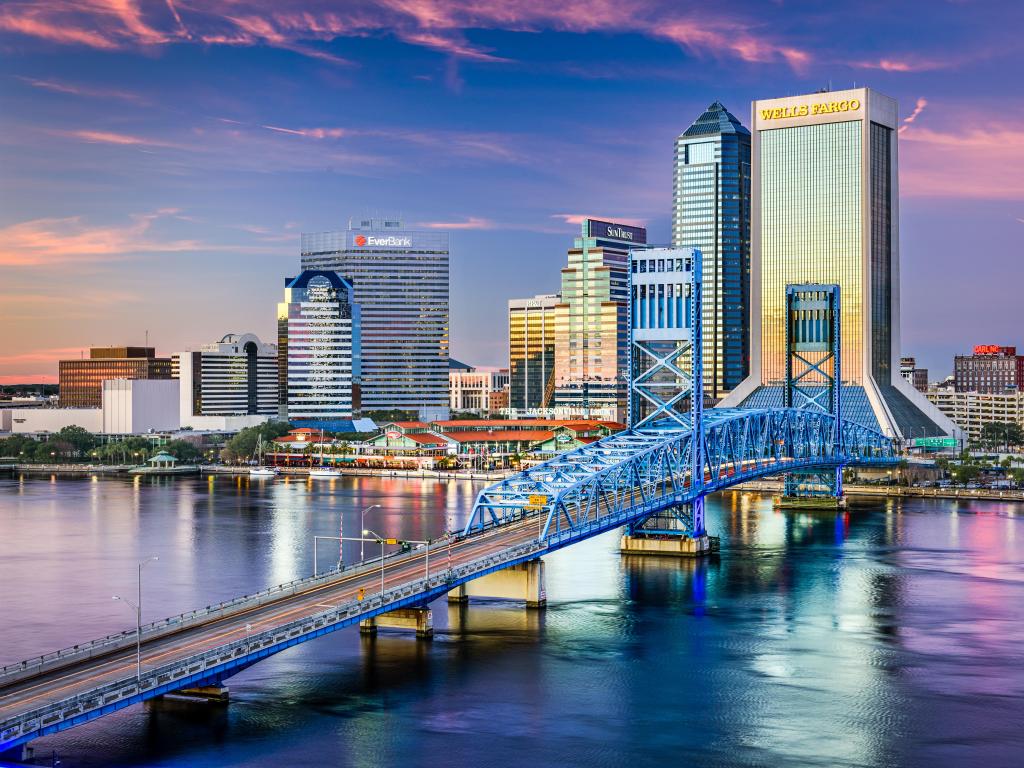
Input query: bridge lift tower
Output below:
<box><xmin>777</xmin><ymin>283</ymin><xmax>845</xmax><ymax>509</ymax></box>
<box><xmin>621</xmin><ymin>246</ymin><xmax>713</xmax><ymax>555</ymax></box>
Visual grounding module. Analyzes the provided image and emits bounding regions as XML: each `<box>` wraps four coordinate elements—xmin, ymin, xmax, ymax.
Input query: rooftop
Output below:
<box><xmin>680</xmin><ymin>101</ymin><xmax>750</xmax><ymax>139</ymax></box>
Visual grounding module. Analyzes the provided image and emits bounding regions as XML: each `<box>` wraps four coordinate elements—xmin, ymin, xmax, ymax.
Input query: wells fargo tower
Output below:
<box><xmin>720</xmin><ymin>87</ymin><xmax>956</xmax><ymax>439</ymax></box>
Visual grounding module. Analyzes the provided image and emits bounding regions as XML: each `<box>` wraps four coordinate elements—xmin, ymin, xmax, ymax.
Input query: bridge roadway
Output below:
<box><xmin>0</xmin><ymin>513</ymin><xmax>548</xmax><ymax>726</ymax></box>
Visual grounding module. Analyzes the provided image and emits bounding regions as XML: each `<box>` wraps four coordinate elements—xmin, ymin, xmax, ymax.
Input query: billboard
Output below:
<box><xmin>587</xmin><ymin>219</ymin><xmax>647</xmax><ymax>245</ymax></box>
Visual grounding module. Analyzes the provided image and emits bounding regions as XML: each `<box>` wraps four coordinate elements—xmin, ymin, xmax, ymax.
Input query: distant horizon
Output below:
<box><xmin>2</xmin><ymin>1</ymin><xmax>1021</xmax><ymax>385</ymax></box>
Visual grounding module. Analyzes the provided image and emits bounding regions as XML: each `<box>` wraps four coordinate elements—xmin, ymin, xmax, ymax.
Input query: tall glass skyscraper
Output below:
<box><xmin>508</xmin><ymin>293</ymin><xmax>559</xmax><ymax>411</ymax></box>
<box><xmin>554</xmin><ymin>219</ymin><xmax>644</xmax><ymax>422</ymax></box>
<box><xmin>300</xmin><ymin>219</ymin><xmax>450</xmax><ymax>420</ymax></box>
<box><xmin>673</xmin><ymin>101</ymin><xmax>751</xmax><ymax>400</ymax></box>
<box><xmin>720</xmin><ymin>88</ymin><xmax>957</xmax><ymax>439</ymax></box>
<box><xmin>277</xmin><ymin>271</ymin><xmax>360</xmax><ymax>425</ymax></box>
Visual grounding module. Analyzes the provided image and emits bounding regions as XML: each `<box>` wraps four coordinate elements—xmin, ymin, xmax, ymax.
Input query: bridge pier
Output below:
<box><xmin>360</xmin><ymin>607</ymin><xmax>433</xmax><ymax>638</ymax></box>
<box><xmin>171</xmin><ymin>684</ymin><xmax>230</xmax><ymax>701</ymax></box>
<box><xmin>620</xmin><ymin>503</ymin><xmax>716</xmax><ymax>557</ymax></box>
<box><xmin>447</xmin><ymin>559</ymin><xmax>546</xmax><ymax>608</ymax></box>
<box><xmin>776</xmin><ymin>467</ymin><xmax>845</xmax><ymax>510</ymax></box>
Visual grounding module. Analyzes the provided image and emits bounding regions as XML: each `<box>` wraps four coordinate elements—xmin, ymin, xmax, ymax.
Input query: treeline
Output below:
<box><xmin>0</xmin><ymin>426</ymin><xmax>206</xmax><ymax>464</ymax></box>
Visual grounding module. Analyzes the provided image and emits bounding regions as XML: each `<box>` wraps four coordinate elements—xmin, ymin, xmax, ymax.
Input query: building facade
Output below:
<box><xmin>300</xmin><ymin>219</ymin><xmax>449</xmax><ymax>420</ymax></box>
<box><xmin>720</xmin><ymin>88</ymin><xmax>957</xmax><ymax>439</ymax></box>
<box><xmin>899</xmin><ymin>356</ymin><xmax>929</xmax><ymax>392</ymax></box>
<box><xmin>508</xmin><ymin>293</ymin><xmax>559</xmax><ymax>411</ymax></box>
<box><xmin>278</xmin><ymin>271</ymin><xmax>360</xmax><ymax>425</ymax></box>
<box><xmin>926</xmin><ymin>389</ymin><xmax>1024</xmax><ymax>445</ymax></box>
<box><xmin>59</xmin><ymin>347</ymin><xmax>172</xmax><ymax>408</ymax></box>
<box><xmin>173</xmin><ymin>333</ymin><xmax>277</xmax><ymax>419</ymax></box>
<box><xmin>449</xmin><ymin>366</ymin><xmax>510</xmax><ymax>413</ymax></box>
<box><xmin>673</xmin><ymin>101</ymin><xmax>751</xmax><ymax>400</ymax></box>
<box><xmin>954</xmin><ymin>345</ymin><xmax>1024</xmax><ymax>393</ymax></box>
<box><xmin>554</xmin><ymin>220</ymin><xmax>643</xmax><ymax>422</ymax></box>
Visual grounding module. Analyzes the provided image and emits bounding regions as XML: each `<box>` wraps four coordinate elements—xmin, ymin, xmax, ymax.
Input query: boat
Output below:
<box><xmin>308</xmin><ymin>429</ymin><xmax>341</xmax><ymax>478</ymax></box>
<box><xmin>249</xmin><ymin>436</ymin><xmax>279</xmax><ymax>477</ymax></box>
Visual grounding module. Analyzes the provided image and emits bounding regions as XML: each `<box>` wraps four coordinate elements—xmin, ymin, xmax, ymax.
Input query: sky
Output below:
<box><xmin>1</xmin><ymin>0</ymin><xmax>1022</xmax><ymax>384</ymax></box>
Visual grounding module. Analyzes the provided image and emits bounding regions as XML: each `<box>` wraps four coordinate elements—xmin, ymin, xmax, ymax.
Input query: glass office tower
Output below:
<box><xmin>554</xmin><ymin>219</ymin><xmax>644</xmax><ymax>422</ymax></box>
<box><xmin>673</xmin><ymin>101</ymin><xmax>751</xmax><ymax>400</ymax></box>
<box><xmin>720</xmin><ymin>88</ymin><xmax>957</xmax><ymax>439</ymax></box>
<box><xmin>508</xmin><ymin>293</ymin><xmax>559</xmax><ymax>411</ymax></box>
<box><xmin>300</xmin><ymin>220</ymin><xmax>450</xmax><ymax>421</ymax></box>
<box><xmin>278</xmin><ymin>271</ymin><xmax>360</xmax><ymax>425</ymax></box>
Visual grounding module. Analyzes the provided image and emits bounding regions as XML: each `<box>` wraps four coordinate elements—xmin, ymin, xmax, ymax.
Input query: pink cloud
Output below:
<box><xmin>853</xmin><ymin>57</ymin><xmax>948</xmax><ymax>73</ymax></box>
<box><xmin>0</xmin><ymin>1</ymin><xmax>812</xmax><ymax>70</ymax></box>
<box><xmin>899</xmin><ymin>97</ymin><xmax>928</xmax><ymax>134</ymax></box>
<box><xmin>262</xmin><ymin>124</ymin><xmax>348</xmax><ymax>139</ymax></box>
<box><xmin>552</xmin><ymin>213</ymin><xmax>646</xmax><ymax>227</ymax></box>
<box><xmin>0</xmin><ymin>211</ymin><xmax>215</xmax><ymax>267</ymax></box>
<box><xmin>15</xmin><ymin>76</ymin><xmax>145</xmax><ymax>103</ymax></box>
<box><xmin>417</xmin><ymin>217</ymin><xmax>495</xmax><ymax>230</ymax></box>
<box><xmin>58</xmin><ymin>129</ymin><xmax>177</xmax><ymax>147</ymax></box>
<box><xmin>901</xmin><ymin>118</ymin><xmax>1024</xmax><ymax>199</ymax></box>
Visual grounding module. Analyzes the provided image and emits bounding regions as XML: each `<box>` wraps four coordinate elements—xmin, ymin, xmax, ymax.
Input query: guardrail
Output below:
<box><xmin>0</xmin><ymin>539</ymin><xmax>544</xmax><ymax>749</ymax></box>
<box><xmin>0</xmin><ymin>546</ymin><xmax>426</xmax><ymax>687</ymax></box>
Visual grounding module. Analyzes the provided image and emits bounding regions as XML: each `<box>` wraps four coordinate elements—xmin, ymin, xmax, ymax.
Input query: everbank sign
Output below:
<box><xmin>353</xmin><ymin>234</ymin><xmax>412</xmax><ymax>247</ymax></box>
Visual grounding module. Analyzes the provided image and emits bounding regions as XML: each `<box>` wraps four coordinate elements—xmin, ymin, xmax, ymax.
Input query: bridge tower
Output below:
<box><xmin>621</xmin><ymin>247</ymin><xmax>712</xmax><ymax>555</ymax></box>
<box><xmin>778</xmin><ymin>284</ymin><xmax>844</xmax><ymax>508</ymax></box>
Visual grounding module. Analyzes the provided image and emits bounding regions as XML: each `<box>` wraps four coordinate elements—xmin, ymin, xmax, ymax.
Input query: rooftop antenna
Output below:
<box><xmin>145</xmin><ymin>329</ymin><xmax>149</xmax><ymax>349</ymax></box>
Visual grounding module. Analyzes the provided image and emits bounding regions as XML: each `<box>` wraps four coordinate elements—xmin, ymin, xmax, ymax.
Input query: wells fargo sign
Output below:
<box><xmin>760</xmin><ymin>99</ymin><xmax>861</xmax><ymax>120</ymax></box>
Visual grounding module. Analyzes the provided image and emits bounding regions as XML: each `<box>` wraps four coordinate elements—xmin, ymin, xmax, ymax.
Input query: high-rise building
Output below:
<box><xmin>554</xmin><ymin>220</ymin><xmax>645</xmax><ymax>422</ymax></box>
<box><xmin>172</xmin><ymin>333</ymin><xmax>278</xmax><ymax>419</ymax></box>
<box><xmin>300</xmin><ymin>219</ymin><xmax>449</xmax><ymax>421</ymax></box>
<box><xmin>673</xmin><ymin>101</ymin><xmax>751</xmax><ymax>400</ymax></box>
<box><xmin>720</xmin><ymin>87</ymin><xmax>957</xmax><ymax>439</ymax></box>
<box><xmin>508</xmin><ymin>293</ymin><xmax>559</xmax><ymax>411</ymax></box>
<box><xmin>899</xmin><ymin>356</ymin><xmax>929</xmax><ymax>392</ymax></box>
<box><xmin>954</xmin><ymin>345</ymin><xmax>1024</xmax><ymax>393</ymax></box>
<box><xmin>59</xmin><ymin>347</ymin><xmax>172</xmax><ymax>408</ymax></box>
<box><xmin>278</xmin><ymin>271</ymin><xmax>360</xmax><ymax>425</ymax></box>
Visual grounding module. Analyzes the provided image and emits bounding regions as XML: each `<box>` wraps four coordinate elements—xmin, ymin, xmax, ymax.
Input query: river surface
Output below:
<box><xmin>1</xmin><ymin>474</ymin><xmax>1022</xmax><ymax>768</ymax></box>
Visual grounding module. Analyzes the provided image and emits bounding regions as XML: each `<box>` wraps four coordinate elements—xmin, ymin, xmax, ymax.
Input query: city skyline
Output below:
<box><xmin>2</xmin><ymin>1</ymin><xmax>1022</xmax><ymax>383</ymax></box>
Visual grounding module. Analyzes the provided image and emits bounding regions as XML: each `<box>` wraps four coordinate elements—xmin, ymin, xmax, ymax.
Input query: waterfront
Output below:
<box><xmin>1</xmin><ymin>475</ymin><xmax>1022</xmax><ymax>767</ymax></box>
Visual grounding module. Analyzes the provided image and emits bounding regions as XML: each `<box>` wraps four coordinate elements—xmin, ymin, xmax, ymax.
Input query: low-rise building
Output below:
<box><xmin>449</xmin><ymin>365</ymin><xmax>510</xmax><ymax>413</ymax></box>
<box><xmin>900</xmin><ymin>357</ymin><xmax>929</xmax><ymax>393</ymax></box>
<box><xmin>925</xmin><ymin>389</ymin><xmax>1024</xmax><ymax>444</ymax></box>
<box><xmin>954</xmin><ymin>345</ymin><xmax>1024</xmax><ymax>393</ymax></box>
<box><xmin>59</xmin><ymin>347</ymin><xmax>172</xmax><ymax>408</ymax></box>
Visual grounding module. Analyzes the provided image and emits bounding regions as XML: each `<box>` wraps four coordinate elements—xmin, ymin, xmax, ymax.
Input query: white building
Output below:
<box><xmin>278</xmin><ymin>270</ymin><xmax>360</xmax><ymax>426</ymax></box>
<box><xmin>449</xmin><ymin>367</ymin><xmax>510</xmax><ymax>413</ymax></box>
<box><xmin>173</xmin><ymin>333</ymin><xmax>277</xmax><ymax>430</ymax></box>
<box><xmin>926</xmin><ymin>389</ymin><xmax>1024</xmax><ymax>445</ymax></box>
<box><xmin>102</xmin><ymin>379</ymin><xmax>180</xmax><ymax>434</ymax></box>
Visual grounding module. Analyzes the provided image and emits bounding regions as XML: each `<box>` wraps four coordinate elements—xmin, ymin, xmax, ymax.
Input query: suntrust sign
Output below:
<box><xmin>587</xmin><ymin>219</ymin><xmax>647</xmax><ymax>244</ymax></box>
<box><xmin>760</xmin><ymin>98</ymin><xmax>862</xmax><ymax>121</ymax></box>
<box><xmin>352</xmin><ymin>234</ymin><xmax>413</xmax><ymax>248</ymax></box>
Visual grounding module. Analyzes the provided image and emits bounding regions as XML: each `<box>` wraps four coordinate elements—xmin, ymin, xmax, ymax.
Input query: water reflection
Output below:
<box><xmin>1</xmin><ymin>476</ymin><xmax>1023</xmax><ymax>767</ymax></box>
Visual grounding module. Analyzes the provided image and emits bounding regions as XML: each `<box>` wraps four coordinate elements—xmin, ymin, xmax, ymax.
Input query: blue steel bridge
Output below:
<box><xmin>0</xmin><ymin>256</ymin><xmax>899</xmax><ymax>755</ymax></box>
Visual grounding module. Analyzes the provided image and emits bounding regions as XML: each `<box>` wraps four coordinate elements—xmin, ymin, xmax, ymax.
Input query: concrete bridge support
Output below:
<box><xmin>172</xmin><ymin>684</ymin><xmax>230</xmax><ymax>701</ymax></box>
<box><xmin>620</xmin><ymin>503</ymin><xmax>714</xmax><ymax>557</ymax></box>
<box><xmin>447</xmin><ymin>559</ymin><xmax>546</xmax><ymax>608</ymax></box>
<box><xmin>359</xmin><ymin>607</ymin><xmax>434</xmax><ymax>638</ymax></box>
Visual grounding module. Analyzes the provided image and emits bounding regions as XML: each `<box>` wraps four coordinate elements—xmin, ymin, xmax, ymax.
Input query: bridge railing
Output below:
<box><xmin>0</xmin><ymin>546</ymin><xmax>421</xmax><ymax>687</ymax></box>
<box><xmin>0</xmin><ymin>538</ymin><xmax>545</xmax><ymax>750</ymax></box>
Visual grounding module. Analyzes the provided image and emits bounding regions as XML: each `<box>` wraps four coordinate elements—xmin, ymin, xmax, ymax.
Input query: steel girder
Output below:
<box><xmin>463</xmin><ymin>407</ymin><xmax>896</xmax><ymax>542</ymax></box>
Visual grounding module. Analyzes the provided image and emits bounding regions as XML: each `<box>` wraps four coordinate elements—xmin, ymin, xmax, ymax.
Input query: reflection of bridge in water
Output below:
<box><xmin>0</xmin><ymin>251</ymin><xmax>898</xmax><ymax>756</ymax></box>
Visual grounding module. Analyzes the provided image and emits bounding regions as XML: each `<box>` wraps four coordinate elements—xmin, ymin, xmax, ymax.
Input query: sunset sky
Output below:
<box><xmin>1</xmin><ymin>0</ymin><xmax>1021</xmax><ymax>384</ymax></box>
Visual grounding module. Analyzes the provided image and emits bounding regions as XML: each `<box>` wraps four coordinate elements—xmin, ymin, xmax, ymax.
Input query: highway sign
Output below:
<box><xmin>527</xmin><ymin>494</ymin><xmax>549</xmax><ymax>507</ymax></box>
<box><xmin>912</xmin><ymin>437</ymin><xmax>958</xmax><ymax>449</ymax></box>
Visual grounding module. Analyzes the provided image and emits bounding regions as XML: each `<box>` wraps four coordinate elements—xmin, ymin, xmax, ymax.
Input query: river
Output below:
<box><xmin>1</xmin><ymin>473</ymin><xmax>1022</xmax><ymax>767</ymax></box>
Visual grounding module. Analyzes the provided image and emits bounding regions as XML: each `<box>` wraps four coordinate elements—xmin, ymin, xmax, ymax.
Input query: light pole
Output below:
<box><xmin>363</xmin><ymin>528</ymin><xmax>395</xmax><ymax>599</ymax></box>
<box><xmin>360</xmin><ymin>504</ymin><xmax>382</xmax><ymax>562</ymax></box>
<box><xmin>112</xmin><ymin>555</ymin><xmax>159</xmax><ymax>681</ymax></box>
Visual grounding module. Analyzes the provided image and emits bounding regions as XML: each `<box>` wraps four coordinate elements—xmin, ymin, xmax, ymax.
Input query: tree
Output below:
<box><xmin>53</xmin><ymin>425</ymin><xmax>98</xmax><ymax>458</ymax></box>
<box><xmin>163</xmin><ymin>439</ymin><xmax>203</xmax><ymax>464</ymax></box>
<box><xmin>221</xmin><ymin>421</ymin><xmax>292</xmax><ymax>464</ymax></box>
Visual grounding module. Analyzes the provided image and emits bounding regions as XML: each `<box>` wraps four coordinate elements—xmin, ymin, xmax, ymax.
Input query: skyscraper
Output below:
<box><xmin>300</xmin><ymin>219</ymin><xmax>449</xmax><ymax>421</ymax></box>
<box><xmin>673</xmin><ymin>102</ymin><xmax>751</xmax><ymax>400</ymax></box>
<box><xmin>720</xmin><ymin>87</ymin><xmax>957</xmax><ymax>439</ymax></box>
<box><xmin>278</xmin><ymin>271</ymin><xmax>360</xmax><ymax>426</ymax></box>
<box><xmin>554</xmin><ymin>219</ymin><xmax>644</xmax><ymax>422</ymax></box>
<box><xmin>508</xmin><ymin>293</ymin><xmax>559</xmax><ymax>411</ymax></box>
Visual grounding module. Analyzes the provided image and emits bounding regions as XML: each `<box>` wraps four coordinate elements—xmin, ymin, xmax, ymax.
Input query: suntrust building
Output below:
<box><xmin>720</xmin><ymin>88</ymin><xmax>956</xmax><ymax>439</ymax></box>
<box><xmin>300</xmin><ymin>219</ymin><xmax>450</xmax><ymax>421</ymax></box>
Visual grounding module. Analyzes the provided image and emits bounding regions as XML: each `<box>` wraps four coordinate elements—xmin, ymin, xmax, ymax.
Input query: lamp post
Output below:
<box><xmin>363</xmin><ymin>529</ymin><xmax>390</xmax><ymax>599</ymax></box>
<box><xmin>360</xmin><ymin>504</ymin><xmax>382</xmax><ymax>562</ymax></box>
<box><xmin>112</xmin><ymin>555</ymin><xmax>159</xmax><ymax>681</ymax></box>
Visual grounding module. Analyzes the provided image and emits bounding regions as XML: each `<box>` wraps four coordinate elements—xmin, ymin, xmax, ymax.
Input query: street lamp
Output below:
<box><xmin>363</xmin><ymin>529</ymin><xmax>393</xmax><ymax>599</ymax></box>
<box><xmin>112</xmin><ymin>555</ymin><xmax>159</xmax><ymax>681</ymax></box>
<box><xmin>360</xmin><ymin>504</ymin><xmax>382</xmax><ymax>561</ymax></box>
